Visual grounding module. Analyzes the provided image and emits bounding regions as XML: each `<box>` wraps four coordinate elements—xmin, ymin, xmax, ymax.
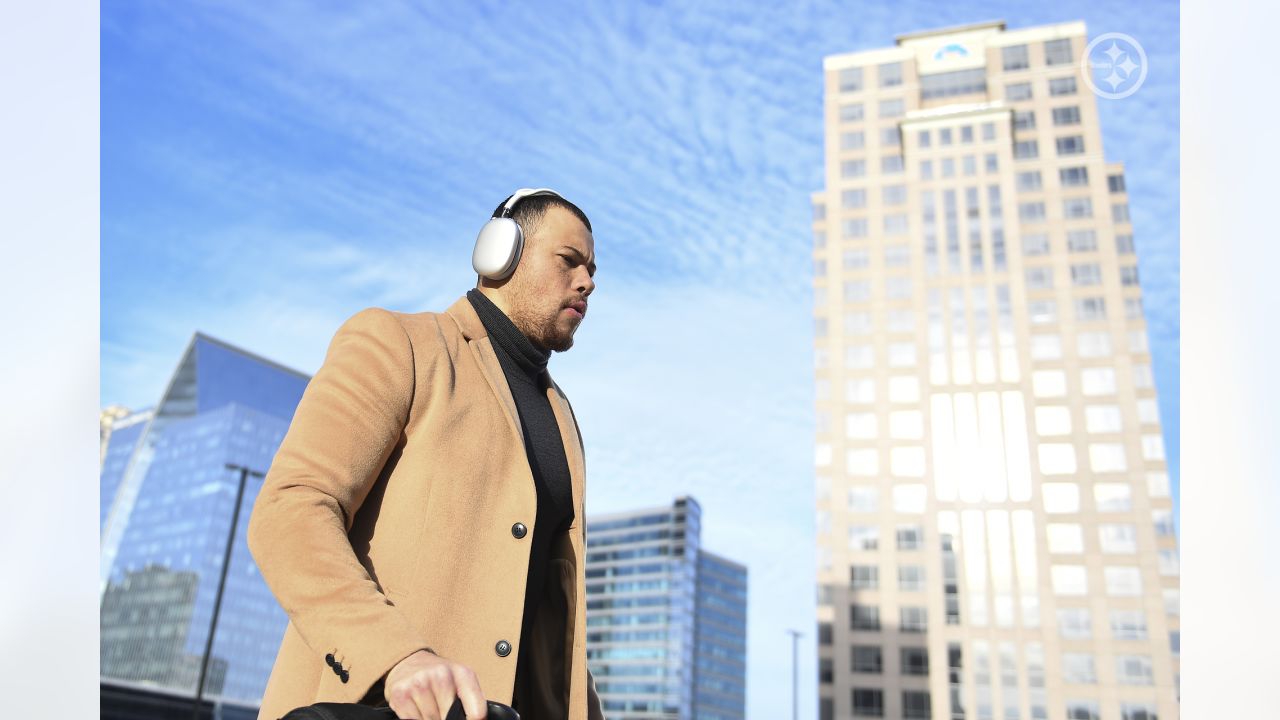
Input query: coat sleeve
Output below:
<box><xmin>247</xmin><ymin>307</ymin><xmax>432</xmax><ymax>703</ymax></box>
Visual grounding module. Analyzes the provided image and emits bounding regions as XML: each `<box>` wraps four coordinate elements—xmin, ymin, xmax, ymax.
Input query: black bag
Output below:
<box><xmin>280</xmin><ymin>697</ymin><xmax>519</xmax><ymax>720</ymax></box>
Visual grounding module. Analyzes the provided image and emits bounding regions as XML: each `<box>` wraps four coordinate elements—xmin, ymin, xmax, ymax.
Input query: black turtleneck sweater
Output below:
<box><xmin>466</xmin><ymin>290</ymin><xmax>575</xmax><ymax>712</ymax></box>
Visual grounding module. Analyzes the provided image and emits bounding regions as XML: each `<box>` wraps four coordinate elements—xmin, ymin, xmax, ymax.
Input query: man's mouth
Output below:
<box><xmin>564</xmin><ymin>300</ymin><xmax>587</xmax><ymax>319</ymax></box>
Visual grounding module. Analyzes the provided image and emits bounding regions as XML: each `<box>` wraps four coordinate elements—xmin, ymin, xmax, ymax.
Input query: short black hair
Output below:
<box><xmin>492</xmin><ymin>192</ymin><xmax>592</xmax><ymax>237</ymax></box>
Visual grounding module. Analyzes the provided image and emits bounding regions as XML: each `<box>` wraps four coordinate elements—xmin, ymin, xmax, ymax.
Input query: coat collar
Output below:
<box><xmin>444</xmin><ymin>293</ymin><xmax>488</xmax><ymax>341</ymax></box>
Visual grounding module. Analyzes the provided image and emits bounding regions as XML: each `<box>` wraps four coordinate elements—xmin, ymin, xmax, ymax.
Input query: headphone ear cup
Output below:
<box><xmin>473</xmin><ymin>217</ymin><xmax>525</xmax><ymax>280</ymax></box>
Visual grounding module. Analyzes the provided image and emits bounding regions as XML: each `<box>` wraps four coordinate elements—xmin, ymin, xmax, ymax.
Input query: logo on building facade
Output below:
<box><xmin>1080</xmin><ymin>32</ymin><xmax>1148</xmax><ymax>100</ymax></box>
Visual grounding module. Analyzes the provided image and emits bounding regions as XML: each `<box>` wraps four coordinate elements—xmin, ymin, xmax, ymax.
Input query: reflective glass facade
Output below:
<box><xmin>586</xmin><ymin>497</ymin><xmax>747</xmax><ymax>720</ymax></box>
<box><xmin>99</xmin><ymin>334</ymin><xmax>310</xmax><ymax>704</ymax></box>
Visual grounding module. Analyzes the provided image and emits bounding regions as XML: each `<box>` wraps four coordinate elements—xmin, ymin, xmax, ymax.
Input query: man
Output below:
<box><xmin>247</xmin><ymin>190</ymin><xmax>603</xmax><ymax>720</ymax></box>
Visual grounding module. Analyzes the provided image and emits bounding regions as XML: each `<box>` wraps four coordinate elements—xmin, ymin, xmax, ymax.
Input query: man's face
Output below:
<box><xmin>505</xmin><ymin>205</ymin><xmax>596</xmax><ymax>352</ymax></box>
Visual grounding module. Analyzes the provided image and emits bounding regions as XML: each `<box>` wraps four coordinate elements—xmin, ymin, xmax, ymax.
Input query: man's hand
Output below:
<box><xmin>385</xmin><ymin>650</ymin><xmax>487</xmax><ymax>720</ymax></box>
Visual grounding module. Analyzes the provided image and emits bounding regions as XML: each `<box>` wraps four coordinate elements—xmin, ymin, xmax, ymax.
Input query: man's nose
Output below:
<box><xmin>577</xmin><ymin>269</ymin><xmax>595</xmax><ymax>297</ymax></box>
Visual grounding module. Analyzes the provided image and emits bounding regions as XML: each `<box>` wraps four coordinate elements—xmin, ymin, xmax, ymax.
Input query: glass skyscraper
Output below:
<box><xmin>585</xmin><ymin>496</ymin><xmax>747</xmax><ymax>720</ymax></box>
<box><xmin>99</xmin><ymin>332</ymin><xmax>310</xmax><ymax>704</ymax></box>
<box><xmin>812</xmin><ymin>20</ymin><xmax>1178</xmax><ymax>720</ymax></box>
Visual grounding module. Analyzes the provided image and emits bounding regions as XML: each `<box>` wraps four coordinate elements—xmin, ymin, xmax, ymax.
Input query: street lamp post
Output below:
<box><xmin>191</xmin><ymin>463</ymin><xmax>265</xmax><ymax>720</ymax></box>
<box><xmin>787</xmin><ymin>629</ymin><xmax>802</xmax><ymax>720</ymax></box>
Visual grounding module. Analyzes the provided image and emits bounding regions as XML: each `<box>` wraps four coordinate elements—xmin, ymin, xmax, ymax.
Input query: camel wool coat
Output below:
<box><xmin>246</xmin><ymin>295</ymin><xmax>604</xmax><ymax>720</ymax></box>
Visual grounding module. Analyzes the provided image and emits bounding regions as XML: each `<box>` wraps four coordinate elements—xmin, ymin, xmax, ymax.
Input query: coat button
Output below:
<box><xmin>495</xmin><ymin>640</ymin><xmax>512</xmax><ymax>657</ymax></box>
<box><xmin>511</xmin><ymin>522</ymin><xmax>528</xmax><ymax>539</ymax></box>
<box><xmin>325</xmin><ymin>653</ymin><xmax>335</xmax><ymax>667</ymax></box>
<box><xmin>340</xmin><ymin>669</ymin><xmax>349</xmax><ymax>683</ymax></box>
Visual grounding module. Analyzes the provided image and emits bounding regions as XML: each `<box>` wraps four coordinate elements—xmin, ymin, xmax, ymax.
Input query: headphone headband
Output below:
<box><xmin>494</xmin><ymin>188</ymin><xmax>565</xmax><ymax>219</ymax></box>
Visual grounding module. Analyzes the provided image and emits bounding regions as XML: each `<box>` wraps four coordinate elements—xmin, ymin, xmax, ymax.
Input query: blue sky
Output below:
<box><xmin>102</xmin><ymin>2</ymin><xmax>1178</xmax><ymax>717</ymax></box>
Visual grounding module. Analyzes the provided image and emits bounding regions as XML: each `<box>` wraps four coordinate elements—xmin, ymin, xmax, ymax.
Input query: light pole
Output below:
<box><xmin>787</xmin><ymin>629</ymin><xmax>802</xmax><ymax>720</ymax></box>
<box><xmin>192</xmin><ymin>462</ymin><xmax>265</xmax><ymax>720</ymax></box>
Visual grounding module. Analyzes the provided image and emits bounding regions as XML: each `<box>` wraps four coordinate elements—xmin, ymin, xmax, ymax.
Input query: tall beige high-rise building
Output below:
<box><xmin>811</xmin><ymin>21</ymin><xmax>1178</xmax><ymax>720</ymax></box>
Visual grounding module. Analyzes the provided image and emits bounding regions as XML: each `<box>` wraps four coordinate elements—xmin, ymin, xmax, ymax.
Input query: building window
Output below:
<box><xmin>1031</xmin><ymin>334</ymin><xmax>1063</xmax><ymax>360</ymax></box>
<box><xmin>1049</xmin><ymin>76</ymin><xmax>1078</xmax><ymax>96</ymax></box>
<box><xmin>879</xmin><ymin>61</ymin><xmax>904</xmax><ymax>87</ymax></box>
<box><xmin>844</xmin><ymin>248</ymin><xmax>870</xmax><ymax>269</ymax></box>
<box><xmin>1153</xmin><ymin>509</ymin><xmax>1175</xmax><ymax>537</ymax></box>
<box><xmin>1022</xmin><ymin>233</ymin><xmax>1050</xmax><ymax>255</ymax></box>
<box><xmin>843</xmin><ymin>218</ymin><xmax>869</xmax><ymax>238</ymax></box>
<box><xmin>1121</xmin><ymin>703</ymin><xmax>1159</xmax><ymax>720</ymax></box>
<box><xmin>883</xmin><ymin>184</ymin><xmax>908</xmax><ymax>206</ymax></box>
<box><xmin>1079</xmin><ymin>330</ymin><xmax>1114</xmax><ymax>357</ymax></box>
<box><xmin>1074</xmin><ymin>297</ymin><xmax>1107</xmax><ymax>322</ymax></box>
<box><xmin>879</xmin><ymin>98</ymin><xmax>905</xmax><ymax>118</ymax></box>
<box><xmin>1044</xmin><ymin>38</ymin><xmax>1073</xmax><ymax>65</ymax></box>
<box><xmin>851</xmin><ymin>604</ymin><xmax>881</xmax><ymax>631</ymax></box>
<box><xmin>1115</xmin><ymin>655</ymin><xmax>1155</xmax><ymax>685</ymax></box>
<box><xmin>1042</xmin><ymin>483</ymin><xmax>1080</xmax><ymax>514</ymax></box>
<box><xmin>1006</xmin><ymin>82</ymin><xmax>1032</xmax><ymax>101</ymax></box>
<box><xmin>917</xmin><ymin>129</ymin><xmax>931</xmax><ymax>147</ymax></box>
<box><xmin>920</xmin><ymin>159</ymin><xmax>934</xmax><ymax>180</ymax></box>
<box><xmin>1063</xmin><ymin>197</ymin><xmax>1094</xmax><ymax>219</ymax></box>
<box><xmin>842</xmin><ymin>189</ymin><xmax>867</xmax><ymax>209</ymax></box>
<box><xmin>1016</xmin><ymin>171</ymin><xmax>1042</xmax><ymax>193</ymax></box>
<box><xmin>881</xmin><ymin>127</ymin><xmax>902</xmax><ymax>147</ymax></box>
<box><xmin>1014</xmin><ymin>139</ymin><xmax>1039</xmax><ymax>159</ymax></box>
<box><xmin>885</xmin><ymin>245</ymin><xmax>911</xmax><ymax>268</ymax></box>
<box><xmin>1060</xmin><ymin>166</ymin><xmax>1089</xmax><ymax>186</ymax></box>
<box><xmin>1066</xmin><ymin>700</ymin><xmax>1100</xmax><ymax>720</ymax></box>
<box><xmin>1109</xmin><ymin>174</ymin><xmax>1127</xmax><ymax>193</ymax></box>
<box><xmin>1067</xmin><ymin>229</ymin><xmax>1097</xmax><ymax>252</ymax></box>
<box><xmin>1110</xmin><ymin>610</ymin><xmax>1149</xmax><ymax>640</ymax></box>
<box><xmin>1104</xmin><ymin>566</ymin><xmax>1143</xmax><ymax>596</ymax></box>
<box><xmin>851</xmin><ymin>564</ymin><xmax>879</xmax><ymax>589</ymax></box>
<box><xmin>1047</xmin><ymin>523</ymin><xmax>1084</xmax><ymax>554</ymax></box>
<box><xmin>1025</xmin><ymin>265</ymin><xmax>1054</xmax><ymax>290</ymax></box>
<box><xmin>853</xmin><ymin>688</ymin><xmax>885</xmax><ymax>717</ymax></box>
<box><xmin>1003</xmin><ymin>44</ymin><xmax>1030</xmax><ymax>70</ymax></box>
<box><xmin>1028</xmin><ymin>298</ymin><xmax>1057</xmax><ymax>324</ymax></box>
<box><xmin>939</xmin><ymin>127</ymin><xmax>953</xmax><ymax>145</ymax></box>
<box><xmin>900</xmin><ymin>647</ymin><xmax>929</xmax><ymax>676</ymax></box>
<box><xmin>1056</xmin><ymin>135</ymin><xmax>1086</xmax><ymax>155</ymax></box>
<box><xmin>882</xmin><ymin>155</ymin><xmax>905</xmax><ymax>174</ymax></box>
<box><xmin>1057</xmin><ymin>607</ymin><xmax>1092</xmax><ymax>638</ymax></box>
<box><xmin>983</xmin><ymin>122</ymin><xmax>996</xmax><ymax>140</ymax></box>
<box><xmin>1070</xmin><ymin>263</ymin><xmax>1102</xmax><ymax>286</ymax></box>
<box><xmin>848</xmin><ymin>486</ymin><xmax>878</xmax><ymax>513</ymax></box>
<box><xmin>1099</xmin><ymin>524</ymin><xmax>1138</xmax><ymax>553</ymax></box>
<box><xmin>962</xmin><ymin>155</ymin><xmax>976</xmax><ymax>176</ymax></box>
<box><xmin>898</xmin><ymin>565</ymin><xmax>926</xmax><ymax>592</ymax></box>
<box><xmin>903</xmin><ymin>691</ymin><xmax>932</xmax><ymax>720</ymax></box>
<box><xmin>1113</xmin><ymin>203</ymin><xmax>1131</xmax><ymax>223</ymax></box>
<box><xmin>1013</xmin><ymin>109</ymin><xmax>1036</xmax><ymax>131</ymax></box>
<box><xmin>1051</xmin><ymin>565</ymin><xmax>1088</xmax><ymax>595</ymax></box>
<box><xmin>1052</xmin><ymin>106</ymin><xmax>1082</xmax><ymax>125</ymax></box>
<box><xmin>885</xmin><ymin>214</ymin><xmax>909</xmax><ymax>235</ymax></box>
<box><xmin>1081</xmin><ymin>367</ymin><xmax>1116</xmax><ymax>395</ymax></box>
<box><xmin>1094</xmin><ymin>483</ymin><xmax>1132</xmax><ymax>511</ymax></box>
<box><xmin>852</xmin><ymin>645</ymin><xmax>883</xmax><ymax>673</ymax></box>
<box><xmin>900</xmin><ymin>606</ymin><xmax>927</xmax><ymax>633</ymax></box>
<box><xmin>840</xmin><ymin>131</ymin><xmax>866</xmax><ymax>151</ymax></box>
<box><xmin>919</xmin><ymin>67</ymin><xmax>987</xmax><ymax>98</ymax></box>
<box><xmin>840</xmin><ymin>102</ymin><xmax>865</xmax><ymax>122</ymax></box>
<box><xmin>1062</xmin><ymin>653</ymin><xmax>1096</xmax><ymax>683</ymax></box>
<box><xmin>985</xmin><ymin>153</ymin><xmax>998</xmax><ymax>172</ymax></box>
<box><xmin>839</xmin><ymin>67</ymin><xmax>864</xmax><ymax>93</ymax></box>
<box><xmin>1125</xmin><ymin>296</ymin><xmax>1144</xmax><ymax>320</ymax></box>
<box><xmin>849</xmin><ymin>525</ymin><xmax>879</xmax><ymax>551</ymax></box>
<box><xmin>1019</xmin><ymin>202</ymin><xmax>1047</xmax><ymax>223</ymax></box>
<box><xmin>1120</xmin><ymin>266</ymin><xmax>1140</xmax><ymax>286</ymax></box>
<box><xmin>814</xmin><ymin>259</ymin><xmax>827</xmax><ymax>277</ymax></box>
<box><xmin>841</xmin><ymin>159</ymin><xmax>867</xmax><ymax>178</ymax></box>
<box><xmin>1035</xmin><ymin>405</ymin><xmax>1071</xmax><ymax>434</ymax></box>
<box><xmin>896</xmin><ymin>525</ymin><xmax>923</xmax><ymax>550</ymax></box>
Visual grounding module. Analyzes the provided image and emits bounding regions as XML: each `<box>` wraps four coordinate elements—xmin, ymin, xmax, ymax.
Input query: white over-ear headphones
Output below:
<box><xmin>472</xmin><ymin>187</ymin><xmax>565</xmax><ymax>280</ymax></box>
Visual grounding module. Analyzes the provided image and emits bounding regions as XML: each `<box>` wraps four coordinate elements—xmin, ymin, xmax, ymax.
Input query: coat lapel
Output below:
<box><xmin>444</xmin><ymin>296</ymin><xmax>524</xmax><ymax>442</ymax></box>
